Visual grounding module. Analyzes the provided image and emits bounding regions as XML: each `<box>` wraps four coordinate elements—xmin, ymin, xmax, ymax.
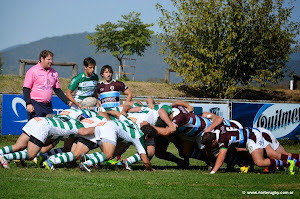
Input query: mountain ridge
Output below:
<box><xmin>1</xmin><ymin>32</ymin><xmax>299</xmax><ymax>82</ymax></box>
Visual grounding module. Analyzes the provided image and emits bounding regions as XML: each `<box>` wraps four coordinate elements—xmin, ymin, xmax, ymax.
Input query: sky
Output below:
<box><xmin>0</xmin><ymin>0</ymin><xmax>299</xmax><ymax>51</ymax></box>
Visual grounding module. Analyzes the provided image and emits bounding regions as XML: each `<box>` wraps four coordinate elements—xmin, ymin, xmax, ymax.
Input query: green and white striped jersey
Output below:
<box><xmin>68</xmin><ymin>72</ymin><xmax>99</xmax><ymax>102</ymax></box>
<box><xmin>59</xmin><ymin>108</ymin><xmax>98</xmax><ymax>120</ymax></box>
<box><xmin>45</xmin><ymin>115</ymin><xmax>84</xmax><ymax>139</ymax></box>
<box><xmin>114</xmin><ymin>115</ymin><xmax>144</xmax><ymax>139</ymax></box>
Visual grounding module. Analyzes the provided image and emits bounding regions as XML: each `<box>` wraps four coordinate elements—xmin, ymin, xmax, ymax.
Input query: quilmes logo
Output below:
<box><xmin>12</xmin><ymin>97</ymin><xmax>27</xmax><ymax>123</ymax></box>
<box><xmin>253</xmin><ymin>104</ymin><xmax>300</xmax><ymax>138</ymax></box>
<box><xmin>11</xmin><ymin>97</ymin><xmax>63</xmax><ymax>123</ymax></box>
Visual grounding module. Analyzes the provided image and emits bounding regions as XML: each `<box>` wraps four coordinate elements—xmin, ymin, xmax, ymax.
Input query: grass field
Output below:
<box><xmin>0</xmin><ymin>135</ymin><xmax>299</xmax><ymax>199</ymax></box>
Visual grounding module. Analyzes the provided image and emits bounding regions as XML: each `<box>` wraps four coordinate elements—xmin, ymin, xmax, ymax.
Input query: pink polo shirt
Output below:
<box><xmin>23</xmin><ymin>63</ymin><xmax>61</xmax><ymax>103</ymax></box>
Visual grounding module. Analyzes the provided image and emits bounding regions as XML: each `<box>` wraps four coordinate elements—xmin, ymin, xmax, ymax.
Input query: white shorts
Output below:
<box><xmin>23</xmin><ymin>117</ymin><xmax>78</xmax><ymax>144</ymax></box>
<box><xmin>257</xmin><ymin>127</ymin><xmax>280</xmax><ymax>150</ymax></box>
<box><xmin>246</xmin><ymin>129</ymin><xmax>266</xmax><ymax>154</ymax></box>
<box><xmin>23</xmin><ymin>117</ymin><xmax>50</xmax><ymax>144</ymax></box>
<box><xmin>94</xmin><ymin>122</ymin><xmax>118</xmax><ymax>146</ymax></box>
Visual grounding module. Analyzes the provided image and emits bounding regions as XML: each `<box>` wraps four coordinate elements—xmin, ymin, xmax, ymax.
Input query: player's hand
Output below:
<box><xmin>68</xmin><ymin>101</ymin><xmax>73</xmax><ymax>107</ymax></box>
<box><xmin>140</xmin><ymin>121</ymin><xmax>149</xmax><ymax>126</ymax></box>
<box><xmin>121</xmin><ymin>110</ymin><xmax>127</xmax><ymax>116</ymax></box>
<box><xmin>26</xmin><ymin>104</ymin><xmax>34</xmax><ymax>112</ymax></box>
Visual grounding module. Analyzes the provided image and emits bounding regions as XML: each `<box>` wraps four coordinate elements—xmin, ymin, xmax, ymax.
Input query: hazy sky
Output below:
<box><xmin>0</xmin><ymin>0</ymin><xmax>299</xmax><ymax>51</ymax></box>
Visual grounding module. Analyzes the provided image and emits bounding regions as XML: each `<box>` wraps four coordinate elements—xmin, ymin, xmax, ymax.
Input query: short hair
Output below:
<box><xmin>83</xmin><ymin>57</ymin><xmax>96</xmax><ymax>67</ymax></box>
<box><xmin>155</xmin><ymin>117</ymin><xmax>167</xmax><ymax>127</ymax></box>
<box><xmin>140</xmin><ymin>124</ymin><xmax>157</xmax><ymax>139</ymax></box>
<box><xmin>201</xmin><ymin>132</ymin><xmax>216</xmax><ymax>146</ymax></box>
<box><xmin>100</xmin><ymin>65</ymin><xmax>113</xmax><ymax>75</ymax></box>
<box><xmin>39</xmin><ymin>50</ymin><xmax>54</xmax><ymax>61</ymax></box>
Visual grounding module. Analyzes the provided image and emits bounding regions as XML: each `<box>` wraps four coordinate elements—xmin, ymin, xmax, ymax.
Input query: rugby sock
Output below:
<box><xmin>281</xmin><ymin>154</ymin><xmax>289</xmax><ymax>161</ymax></box>
<box><xmin>49</xmin><ymin>152</ymin><xmax>75</xmax><ymax>165</ymax></box>
<box><xmin>0</xmin><ymin>145</ymin><xmax>13</xmax><ymax>155</ymax></box>
<box><xmin>3</xmin><ymin>151</ymin><xmax>29</xmax><ymax>160</ymax></box>
<box><xmin>43</xmin><ymin>148</ymin><xmax>65</xmax><ymax>159</ymax></box>
<box><xmin>126</xmin><ymin>153</ymin><xmax>141</xmax><ymax>165</ymax></box>
<box><xmin>291</xmin><ymin>154</ymin><xmax>300</xmax><ymax>161</ymax></box>
<box><xmin>294</xmin><ymin>160</ymin><xmax>300</xmax><ymax>167</ymax></box>
<box><xmin>84</xmin><ymin>152</ymin><xmax>107</xmax><ymax>167</ymax></box>
<box><xmin>85</xmin><ymin>153</ymin><xmax>98</xmax><ymax>160</ymax></box>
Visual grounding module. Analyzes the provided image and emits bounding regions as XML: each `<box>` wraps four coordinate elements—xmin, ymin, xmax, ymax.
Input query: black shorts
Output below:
<box><xmin>77</xmin><ymin>137</ymin><xmax>98</xmax><ymax>150</ymax></box>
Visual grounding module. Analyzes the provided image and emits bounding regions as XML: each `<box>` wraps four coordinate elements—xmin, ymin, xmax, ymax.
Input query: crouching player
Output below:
<box><xmin>201</xmin><ymin>127</ymin><xmax>296</xmax><ymax>175</ymax></box>
<box><xmin>0</xmin><ymin>115</ymin><xmax>83</xmax><ymax>168</ymax></box>
<box><xmin>78</xmin><ymin>110</ymin><xmax>157</xmax><ymax>172</ymax></box>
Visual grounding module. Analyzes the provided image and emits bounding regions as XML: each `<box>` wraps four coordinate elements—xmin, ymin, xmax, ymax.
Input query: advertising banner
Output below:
<box><xmin>157</xmin><ymin>102</ymin><xmax>229</xmax><ymax>118</ymax></box>
<box><xmin>1</xmin><ymin>94</ymin><xmax>69</xmax><ymax>135</ymax></box>
<box><xmin>232</xmin><ymin>102</ymin><xmax>300</xmax><ymax>140</ymax></box>
<box><xmin>1</xmin><ymin>94</ymin><xmax>229</xmax><ymax>136</ymax></box>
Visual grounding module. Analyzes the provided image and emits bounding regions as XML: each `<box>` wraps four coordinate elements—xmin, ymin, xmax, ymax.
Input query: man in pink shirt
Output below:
<box><xmin>23</xmin><ymin>50</ymin><xmax>71</xmax><ymax>120</ymax></box>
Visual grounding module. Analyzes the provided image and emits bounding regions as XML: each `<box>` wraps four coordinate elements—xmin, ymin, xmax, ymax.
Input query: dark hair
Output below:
<box><xmin>100</xmin><ymin>65</ymin><xmax>113</xmax><ymax>75</ymax></box>
<box><xmin>39</xmin><ymin>50</ymin><xmax>54</xmax><ymax>61</ymax></box>
<box><xmin>201</xmin><ymin>132</ymin><xmax>216</xmax><ymax>146</ymax></box>
<box><xmin>83</xmin><ymin>57</ymin><xmax>96</xmax><ymax>67</ymax></box>
<box><xmin>155</xmin><ymin>117</ymin><xmax>167</xmax><ymax>127</ymax></box>
<box><xmin>140</xmin><ymin>124</ymin><xmax>157</xmax><ymax>139</ymax></box>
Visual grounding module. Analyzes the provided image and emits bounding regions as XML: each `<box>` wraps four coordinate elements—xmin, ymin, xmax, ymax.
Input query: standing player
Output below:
<box><xmin>95</xmin><ymin>65</ymin><xmax>133</xmax><ymax>108</ymax></box>
<box><xmin>66</xmin><ymin>57</ymin><xmax>98</xmax><ymax>109</ymax></box>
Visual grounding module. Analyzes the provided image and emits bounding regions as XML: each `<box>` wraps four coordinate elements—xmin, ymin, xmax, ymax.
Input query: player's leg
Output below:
<box><xmin>0</xmin><ymin>132</ymin><xmax>30</xmax><ymax>155</ymax></box>
<box><xmin>45</xmin><ymin>140</ymin><xmax>90</xmax><ymax>169</ymax></box>
<box><xmin>1</xmin><ymin>135</ymin><xmax>41</xmax><ymax>163</ymax></box>
<box><xmin>80</xmin><ymin>141</ymin><xmax>115</xmax><ymax>171</ymax></box>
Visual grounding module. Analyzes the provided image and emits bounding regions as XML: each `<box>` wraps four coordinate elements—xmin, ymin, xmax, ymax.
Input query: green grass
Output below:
<box><xmin>0</xmin><ymin>136</ymin><xmax>300</xmax><ymax>198</ymax></box>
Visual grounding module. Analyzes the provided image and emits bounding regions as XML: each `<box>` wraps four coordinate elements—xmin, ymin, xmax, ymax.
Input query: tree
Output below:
<box><xmin>0</xmin><ymin>52</ymin><xmax>4</xmax><ymax>75</ymax></box>
<box><xmin>87</xmin><ymin>11</ymin><xmax>154</xmax><ymax>78</ymax></box>
<box><xmin>157</xmin><ymin>0</ymin><xmax>300</xmax><ymax>98</ymax></box>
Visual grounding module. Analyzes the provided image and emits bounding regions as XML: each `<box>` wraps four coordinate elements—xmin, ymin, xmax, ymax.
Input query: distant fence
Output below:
<box><xmin>19</xmin><ymin>59</ymin><xmax>78</xmax><ymax>77</ymax></box>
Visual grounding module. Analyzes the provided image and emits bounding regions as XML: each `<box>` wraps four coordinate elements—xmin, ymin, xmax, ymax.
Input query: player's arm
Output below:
<box><xmin>120</xmin><ymin>105</ymin><xmax>131</xmax><ymax>116</ymax></box>
<box><xmin>141</xmin><ymin>121</ymin><xmax>174</xmax><ymax>136</ymax></box>
<box><xmin>172</xmin><ymin>100</ymin><xmax>194</xmax><ymax>113</ymax></box>
<box><xmin>202</xmin><ymin>112</ymin><xmax>223</xmax><ymax>133</ymax></box>
<box><xmin>23</xmin><ymin>87</ymin><xmax>34</xmax><ymax>112</ymax></box>
<box><xmin>123</xmin><ymin>88</ymin><xmax>133</xmax><ymax>103</ymax></box>
<box><xmin>210</xmin><ymin>148</ymin><xmax>227</xmax><ymax>174</ymax></box>
<box><xmin>140</xmin><ymin>153</ymin><xmax>155</xmax><ymax>171</ymax></box>
<box><xmin>128</xmin><ymin>106</ymin><xmax>142</xmax><ymax>113</ymax></box>
<box><xmin>78</xmin><ymin>127</ymin><xmax>96</xmax><ymax>136</ymax></box>
<box><xmin>158</xmin><ymin>108</ymin><xmax>177</xmax><ymax>132</ymax></box>
<box><xmin>146</xmin><ymin>97</ymin><xmax>155</xmax><ymax>109</ymax></box>
<box><xmin>97</xmin><ymin>111</ymin><xmax>112</xmax><ymax>121</ymax></box>
<box><xmin>54</xmin><ymin>88</ymin><xmax>72</xmax><ymax>106</ymax></box>
<box><xmin>66</xmin><ymin>88</ymin><xmax>81</xmax><ymax>108</ymax></box>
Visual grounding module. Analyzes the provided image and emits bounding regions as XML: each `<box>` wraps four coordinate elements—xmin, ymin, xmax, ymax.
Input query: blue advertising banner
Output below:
<box><xmin>232</xmin><ymin>102</ymin><xmax>300</xmax><ymax>140</ymax></box>
<box><xmin>1</xmin><ymin>94</ymin><xmax>69</xmax><ymax>135</ymax></box>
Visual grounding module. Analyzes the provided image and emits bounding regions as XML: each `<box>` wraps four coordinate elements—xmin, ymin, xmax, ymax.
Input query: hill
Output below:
<box><xmin>1</xmin><ymin>32</ymin><xmax>300</xmax><ymax>84</ymax></box>
<box><xmin>1</xmin><ymin>33</ymin><xmax>182</xmax><ymax>82</ymax></box>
